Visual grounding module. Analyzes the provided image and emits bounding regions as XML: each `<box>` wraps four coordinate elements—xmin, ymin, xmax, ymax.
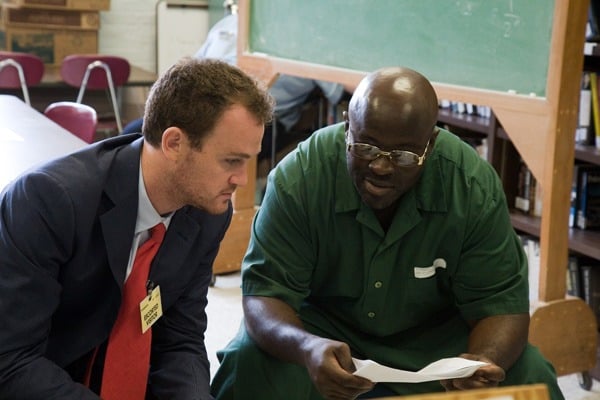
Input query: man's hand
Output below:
<box><xmin>439</xmin><ymin>313</ymin><xmax>527</xmax><ymax>391</ymax></box>
<box><xmin>303</xmin><ymin>337</ymin><xmax>375</xmax><ymax>400</ymax></box>
<box><xmin>244</xmin><ymin>296</ymin><xmax>374</xmax><ymax>399</ymax></box>
<box><xmin>439</xmin><ymin>353</ymin><xmax>505</xmax><ymax>391</ymax></box>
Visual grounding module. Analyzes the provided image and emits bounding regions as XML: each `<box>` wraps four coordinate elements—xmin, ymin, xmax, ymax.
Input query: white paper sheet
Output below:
<box><xmin>352</xmin><ymin>357</ymin><xmax>489</xmax><ymax>383</ymax></box>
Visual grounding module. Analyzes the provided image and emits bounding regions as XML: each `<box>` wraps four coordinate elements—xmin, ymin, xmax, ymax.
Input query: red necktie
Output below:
<box><xmin>101</xmin><ymin>223</ymin><xmax>166</xmax><ymax>400</ymax></box>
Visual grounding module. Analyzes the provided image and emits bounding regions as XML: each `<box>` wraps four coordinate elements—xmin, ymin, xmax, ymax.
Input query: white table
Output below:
<box><xmin>0</xmin><ymin>95</ymin><xmax>87</xmax><ymax>190</ymax></box>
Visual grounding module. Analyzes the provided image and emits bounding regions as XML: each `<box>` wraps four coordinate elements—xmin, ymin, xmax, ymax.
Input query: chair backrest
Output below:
<box><xmin>60</xmin><ymin>54</ymin><xmax>131</xmax><ymax>133</ymax></box>
<box><xmin>60</xmin><ymin>54</ymin><xmax>130</xmax><ymax>90</ymax></box>
<box><xmin>44</xmin><ymin>101</ymin><xmax>98</xmax><ymax>144</ymax></box>
<box><xmin>0</xmin><ymin>51</ymin><xmax>44</xmax><ymax>105</ymax></box>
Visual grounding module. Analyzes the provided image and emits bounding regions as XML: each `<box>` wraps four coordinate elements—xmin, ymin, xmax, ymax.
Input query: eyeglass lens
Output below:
<box><xmin>349</xmin><ymin>143</ymin><xmax>420</xmax><ymax>166</ymax></box>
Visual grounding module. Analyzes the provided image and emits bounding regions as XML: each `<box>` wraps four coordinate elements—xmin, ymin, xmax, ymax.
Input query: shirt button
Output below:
<box><xmin>374</xmin><ymin>281</ymin><xmax>383</xmax><ymax>288</ymax></box>
<box><xmin>367</xmin><ymin>312</ymin><xmax>375</xmax><ymax>318</ymax></box>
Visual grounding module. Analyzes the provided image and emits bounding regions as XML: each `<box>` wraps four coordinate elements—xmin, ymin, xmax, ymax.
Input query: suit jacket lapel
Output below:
<box><xmin>149</xmin><ymin>208</ymin><xmax>201</xmax><ymax>286</ymax></box>
<box><xmin>99</xmin><ymin>138</ymin><xmax>143</xmax><ymax>289</ymax></box>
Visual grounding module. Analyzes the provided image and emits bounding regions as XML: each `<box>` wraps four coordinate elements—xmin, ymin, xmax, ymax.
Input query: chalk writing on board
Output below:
<box><xmin>456</xmin><ymin>1</ymin><xmax>521</xmax><ymax>38</ymax></box>
<box><xmin>248</xmin><ymin>0</ymin><xmax>553</xmax><ymax>96</ymax></box>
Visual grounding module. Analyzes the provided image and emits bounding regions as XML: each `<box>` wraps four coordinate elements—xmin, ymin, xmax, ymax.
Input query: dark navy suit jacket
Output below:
<box><xmin>0</xmin><ymin>135</ymin><xmax>231</xmax><ymax>399</ymax></box>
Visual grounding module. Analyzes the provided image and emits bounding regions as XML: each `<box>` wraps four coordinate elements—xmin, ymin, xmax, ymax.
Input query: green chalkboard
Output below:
<box><xmin>249</xmin><ymin>0</ymin><xmax>554</xmax><ymax>97</ymax></box>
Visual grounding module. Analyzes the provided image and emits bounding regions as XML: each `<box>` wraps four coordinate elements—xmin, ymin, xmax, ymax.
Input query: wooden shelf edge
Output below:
<box><xmin>568</xmin><ymin>228</ymin><xmax>600</xmax><ymax>259</ymax></box>
<box><xmin>437</xmin><ymin>108</ymin><xmax>493</xmax><ymax>135</ymax></box>
<box><xmin>510</xmin><ymin>211</ymin><xmax>541</xmax><ymax>236</ymax></box>
<box><xmin>575</xmin><ymin>143</ymin><xmax>600</xmax><ymax>164</ymax></box>
<box><xmin>510</xmin><ymin>211</ymin><xmax>600</xmax><ymax>260</ymax></box>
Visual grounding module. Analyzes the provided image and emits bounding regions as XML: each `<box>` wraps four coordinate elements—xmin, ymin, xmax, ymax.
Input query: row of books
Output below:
<box><xmin>438</xmin><ymin>99</ymin><xmax>492</xmax><ymax>119</ymax></box>
<box><xmin>570</xmin><ymin>164</ymin><xmax>600</xmax><ymax>230</ymax></box>
<box><xmin>567</xmin><ymin>254</ymin><xmax>600</xmax><ymax>324</ymax></box>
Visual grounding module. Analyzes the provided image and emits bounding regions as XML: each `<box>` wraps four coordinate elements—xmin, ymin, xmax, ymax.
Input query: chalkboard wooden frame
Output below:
<box><xmin>236</xmin><ymin>0</ymin><xmax>586</xmax><ymax>302</ymax></box>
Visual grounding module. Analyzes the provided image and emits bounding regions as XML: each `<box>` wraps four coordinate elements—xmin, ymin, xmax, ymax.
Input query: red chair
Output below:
<box><xmin>0</xmin><ymin>51</ymin><xmax>44</xmax><ymax>106</ymax></box>
<box><xmin>44</xmin><ymin>101</ymin><xmax>98</xmax><ymax>144</ymax></box>
<box><xmin>60</xmin><ymin>54</ymin><xmax>130</xmax><ymax>133</ymax></box>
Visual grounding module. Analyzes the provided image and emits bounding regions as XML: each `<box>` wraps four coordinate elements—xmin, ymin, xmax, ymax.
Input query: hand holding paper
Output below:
<box><xmin>352</xmin><ymin>357</ymin><xmax>489</xmax><ymax>383</ymax></box>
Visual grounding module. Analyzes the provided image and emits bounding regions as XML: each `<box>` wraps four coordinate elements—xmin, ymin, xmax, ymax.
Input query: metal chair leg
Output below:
<box><xmin>76</xmin><ymin>60</ymin><xmax>124</xmax><ymax>133</ymax></box>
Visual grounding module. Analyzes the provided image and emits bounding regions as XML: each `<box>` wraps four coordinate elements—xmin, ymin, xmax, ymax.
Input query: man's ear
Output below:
<box><xmin>162</xmin><ymin>127</ymin><xmax>187</xmax><ymax>161</ymax></box>
<box><xmin>343</xmin><ymin>110</ymin><xmax>349</xmax><ymax>131</ymax></box>
<box><xmin>429</xmin><ymin>127</ymin><xmax>441</xmax><ymax>148</ymax></box>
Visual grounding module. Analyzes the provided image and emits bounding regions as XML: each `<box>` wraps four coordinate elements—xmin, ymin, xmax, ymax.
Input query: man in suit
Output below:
<box><xmin>0</xmin><ymin>58</ymin><xmax>273</xmax><ymax>399</ymax></box>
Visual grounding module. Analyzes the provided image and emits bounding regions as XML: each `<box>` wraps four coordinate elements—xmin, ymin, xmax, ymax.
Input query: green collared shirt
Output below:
<box><xmin>242</xmin><ymin>123</ymin><xmax>528</xmax><ymax>368</ymax></box>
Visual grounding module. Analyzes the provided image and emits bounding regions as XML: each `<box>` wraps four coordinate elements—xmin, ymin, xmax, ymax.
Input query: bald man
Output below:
<box><xmin>211</xmin><ymin>67</ymin><xmax>563</xmax><ymax>400</ymax></box>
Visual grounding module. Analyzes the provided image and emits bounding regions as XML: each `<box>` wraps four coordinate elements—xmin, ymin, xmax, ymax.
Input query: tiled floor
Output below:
<box><xmin>206</xmin><ymin>272</ymin><xmax>600</xmax><ymax>399</ymax></box>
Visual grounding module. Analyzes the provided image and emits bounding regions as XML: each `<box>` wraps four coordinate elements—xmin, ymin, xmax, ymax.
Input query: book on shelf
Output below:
<box><xmin>455</xmin><ymin>102</ymin><xmax>466</xmax><ymax>114</ymax></box>
<box><xmin>531</xmin><ymin>179</ymin><xmax>542</xmax><ymax>218</ymax></box>
<box><xmin>518</xmin><ymin>235</ymin><xmax>540</xmax><ymax>303</ymax></box>
<box><xmin>576</xmin><ymin>72</ymin><xmax>592</xmax><ymax>144</ymax></box>
<box><xmin>478</xmin><ymin>105</ymin><xmax>491</xmax><ymax>119</ymax></box>
<box><xmin>439</xmin><ymin>99</ymin><xmax>451</xmax><ymax>109</ymax></box>
<box><xmin>567</xmin><ymin>255</ymin><xmax>583</xmax><ymax>299</ymax></box>
<box><xmin>581</xmin><ymin>263</ymin><xmax>600</xmax><ymax>323</ymax></box>
<box><xmin>588</xmin><ymin>0</ymin><xmax>600</xmax><ymax>42</ymax></box>
<box><xmin>514</xmin><ymin>160</ymin><xmax>541</xmax><ymax>217</ymax></box>
<box><xmin>577</xmin><ymin>167</ymin><xmax>600</xmax><ymax>230</ymax></box>
<box><xmin>591</xmin><ymin>72</ymin><xmax>600</xmax><ymax>148</ymax></box>
<box><xmin>571</xmin><ymin>164</ymin><xmax>595</xmax><ymax>227</ymax></box>
<box><xmin>515</xmin><ymin>160</ymin><xmax>532</xmax><ymax>213</ymax></box>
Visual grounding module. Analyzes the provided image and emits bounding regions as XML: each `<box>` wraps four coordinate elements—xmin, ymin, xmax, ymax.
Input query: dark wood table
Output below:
<box><xmin>0</xmin><ymin>95</ymin><xmax>87</xmax><ymax>190</ymax></box>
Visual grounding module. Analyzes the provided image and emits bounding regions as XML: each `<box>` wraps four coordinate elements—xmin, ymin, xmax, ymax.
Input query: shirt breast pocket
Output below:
<box><xmin>403</xmin><ymin>258</ymin><xmax>453</xmax><ymax>319</ymax></box>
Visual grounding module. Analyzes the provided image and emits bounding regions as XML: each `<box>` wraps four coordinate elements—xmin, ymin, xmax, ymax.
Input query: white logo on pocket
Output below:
<box><xmin>413</xmin><ymin>258</ymin><xmax>447</xmax><ymax>279</ymax></box>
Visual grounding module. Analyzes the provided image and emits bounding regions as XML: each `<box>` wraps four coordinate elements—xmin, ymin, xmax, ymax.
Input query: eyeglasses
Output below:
<box><xmin>345</xmin><ymin>131</ymin><xmax>431</xmax><ymax>167</ymax></box>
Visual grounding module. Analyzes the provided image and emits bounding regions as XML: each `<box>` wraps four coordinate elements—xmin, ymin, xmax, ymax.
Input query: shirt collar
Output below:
<box><xmin>135</xmin><ymin>162</ymin><xmax>172</xmax><ymax>235</ymax></box>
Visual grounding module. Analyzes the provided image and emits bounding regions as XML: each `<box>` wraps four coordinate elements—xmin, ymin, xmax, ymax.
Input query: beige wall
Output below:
<box><xmin>97</xmin><ymin>0</ymin><xmax>210</xmax><ymax>120</ymax></box>
<box><xmin>99</xmin><ymin>1</ymin><xmax>157</xmax><ymax>73</ymax></box>
<box><xmin>98</xmin><ymin>0</ymin><xmax>209</xmax><ymax>74</ymax></box>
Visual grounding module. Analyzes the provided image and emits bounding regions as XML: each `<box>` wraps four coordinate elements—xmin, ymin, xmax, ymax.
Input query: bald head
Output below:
<box><xmin>348</xmin><ymin>67</ymin><xmax>438</xmax><ymax>141</ymax></box>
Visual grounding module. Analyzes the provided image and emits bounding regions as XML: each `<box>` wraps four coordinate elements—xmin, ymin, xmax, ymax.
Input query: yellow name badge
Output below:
<box><xmin>140</xmin><ymin>285</ymin><xmax>163</xmax><ymax>333</ymax></box>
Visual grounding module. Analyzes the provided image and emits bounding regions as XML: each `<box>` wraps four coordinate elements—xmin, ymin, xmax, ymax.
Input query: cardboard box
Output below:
<box><xmin>0</xmin><ymin>25</ymin><xmax>98</xmax><ymax>65</ymax></box>
<box><xmin>1</xmin><ymin>4</ymin><xmax>100</xmax><ymax>30</ymax></box>
<box><xmin>3</xmin><ymin>0</ymin><xmax>110</xmax><ymax>11</ymax></box>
